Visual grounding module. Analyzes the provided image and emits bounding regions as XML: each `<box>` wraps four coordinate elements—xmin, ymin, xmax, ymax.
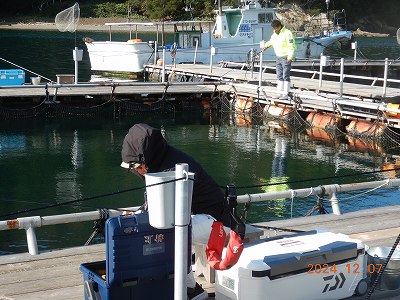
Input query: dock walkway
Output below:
<box><xmin>1</xmin><ymin>205</ymin><xmax>399</xmax><ymax>300</ymax></box>
<box><xmin>146</xmin><ymin>63</ymin><xmax>400</xmax><ymax>100</ymax></box>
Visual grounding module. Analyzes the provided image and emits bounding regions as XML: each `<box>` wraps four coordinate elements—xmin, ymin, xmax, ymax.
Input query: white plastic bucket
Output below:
<box><xmin>31</xmin><ymin>77</ymin><xmax>41</xmax><ymax>85</ymax></box>
<box><xmin>367</xmin><ymin>246</ymin><xmax>400</xmax><ymax>290</ymax></box>
<box><xmin>145</xmin><ymin>171</ymin><xmax>176</xmax><ymax>229</ymax></box>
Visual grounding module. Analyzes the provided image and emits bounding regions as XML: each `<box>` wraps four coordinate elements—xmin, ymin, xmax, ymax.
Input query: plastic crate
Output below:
<box><xmin>80</xmin><ymin>213</ymin><xmax>177</xmax><ymax>300</ymax></box>
<box><xmin>0</xmin><ymin>69</ymin><xmax>25</xmax><ymax>85</ymax></box>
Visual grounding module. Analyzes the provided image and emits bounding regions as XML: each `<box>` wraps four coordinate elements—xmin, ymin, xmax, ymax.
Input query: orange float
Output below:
<box><xmin>264</xmin><ymin>104</ymin><xmax>292</xmax><ymax>118</ymax></box>
<box><xmin>347</xmin><ymin>136</ymin><xmax>383</xmax><ymax>154</ymax></box>
<box><xmin>235</xmin><ymin>97</ymin><xmax>254</xmax><ymax>112</ymax></box>
<box><xmin>345</xmin><ymin>120</ymin><xmax>386</xmax><ymax>136</ymax></box>
<box><xmin>306</xmin><ymin>112</ymin><xmax>340</xmax><ymax>129</ymax></box>
<box><xmin>306</xmin><ymin>127</ymin><xmax>337</xmax><ymax>144</ymax></box>
<box><xmin>127</xmin><ymin>39</ymin><xmax>143</xmax><ymax>42</ymax></box>
<box><xmin>386</xmin><ymin>103</ymin><xmax>400</xmax><ymax>118</ymax></box>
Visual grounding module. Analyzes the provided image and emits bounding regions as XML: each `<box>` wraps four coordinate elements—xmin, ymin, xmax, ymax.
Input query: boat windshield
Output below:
<box><xmin>225</xmin><ymin>11</ymin><xmax>242</xmax><ymax>36</ymax></box>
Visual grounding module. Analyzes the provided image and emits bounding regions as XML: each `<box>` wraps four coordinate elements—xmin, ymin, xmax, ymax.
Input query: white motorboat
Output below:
<box><xmin>85</xmin><ymin>0</ymin><xmax>353</xmax><ymax>73</ymax></box>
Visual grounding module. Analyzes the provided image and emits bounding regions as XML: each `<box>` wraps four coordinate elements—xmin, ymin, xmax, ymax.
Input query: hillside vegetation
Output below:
<box><xmin>0</xmin><ymin>0</ymin><xmax>399</xmax><ymax>34</ymax></box>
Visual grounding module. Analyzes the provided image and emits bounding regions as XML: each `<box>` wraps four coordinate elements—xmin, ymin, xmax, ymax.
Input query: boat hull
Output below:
<box><xmin>85</xmin><ymin>41</ymin><xmax>154</xmax><ymax>73</ymax></box>
<box><xmin>163</xmin><ymin>31</ymin><xmax>352</xmax><ymax>65</ymax></box>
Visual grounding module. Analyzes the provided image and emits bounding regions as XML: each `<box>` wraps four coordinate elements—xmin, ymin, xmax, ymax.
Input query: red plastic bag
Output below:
<box><xmin>206</xmin><ymin>221</ymin><xmax>244</xmax><ymax>270</ymax></box>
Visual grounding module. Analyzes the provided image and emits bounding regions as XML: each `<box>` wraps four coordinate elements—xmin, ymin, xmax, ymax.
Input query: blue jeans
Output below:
<box><xmin>276</xmin><ymin>56</ymin><xmax>291</xmax><ymax>81</ymax></box>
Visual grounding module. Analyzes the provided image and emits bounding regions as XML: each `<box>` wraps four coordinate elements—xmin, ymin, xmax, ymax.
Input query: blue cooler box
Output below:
<box><xmin>0</xmin><ymin>69</ymin><xmax>25</xmax><ymax>85</ymax></box>
<box><xmin>80</xmin><ymin>213</ymin><xmax>176</xmax><ymax>300</ymax></box>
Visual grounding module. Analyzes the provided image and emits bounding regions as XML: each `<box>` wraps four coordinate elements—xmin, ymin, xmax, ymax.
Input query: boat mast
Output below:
<box><xmin>218</xmin><ymin>0</ymin><xmax>222</xmax><ymax>15</ymax></box>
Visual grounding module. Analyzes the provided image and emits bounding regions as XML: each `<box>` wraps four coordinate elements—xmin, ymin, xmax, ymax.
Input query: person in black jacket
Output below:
<box><xmin>120</xmin><ymin>123</ymin><xmax>227</xmax><ymax>224</ymax></box>
<box><xmin>120</xmin><ymin>123</ymin><xmax>228</xmax><ymax>300</ymax></box>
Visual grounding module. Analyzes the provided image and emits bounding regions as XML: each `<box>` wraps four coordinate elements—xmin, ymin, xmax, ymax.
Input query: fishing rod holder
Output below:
<box><xmin>226</xmin><ymin>184</ymin><xmax>246</xmax><ymax>239</ymax></box>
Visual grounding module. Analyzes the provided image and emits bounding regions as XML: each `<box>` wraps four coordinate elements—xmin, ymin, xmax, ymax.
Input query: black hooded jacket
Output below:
<box><xmin>121</xmin><ymin>123</ymin><xmax>226</xmax><ymax>222</ymax></box>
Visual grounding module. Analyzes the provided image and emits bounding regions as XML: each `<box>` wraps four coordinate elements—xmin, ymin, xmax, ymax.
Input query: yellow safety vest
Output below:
<box><xmin>264</xmin><ymin>26</ymin><xmax>296</xmax><ymax>60</ymax></box>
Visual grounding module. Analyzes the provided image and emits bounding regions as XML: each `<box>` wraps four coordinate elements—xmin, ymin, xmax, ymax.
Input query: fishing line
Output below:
<box><xmin>229</xmin><ymin>166</ymin><xmax>400</xmax><ymax>190</ymax></box>
<box><xmin>0</xmin><ymin>198</ymin><xmax>98</xmax><ymax>210</ymax></box>
<box><xmin>0</xmin><ymin>176</ymin><xmax>188</xmax><ymax>220</ymax></box>
<box><xmin>2</xmin><ymin>167</ymin><xmax>399</xmax><ymax>220</ymax></box>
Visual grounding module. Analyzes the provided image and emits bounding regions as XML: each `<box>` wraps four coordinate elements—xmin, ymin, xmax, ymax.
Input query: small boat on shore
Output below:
<box><xmin>85</xmin><ymin>0</ymin><xmax>353</xmax><ymax>74</ymax></box>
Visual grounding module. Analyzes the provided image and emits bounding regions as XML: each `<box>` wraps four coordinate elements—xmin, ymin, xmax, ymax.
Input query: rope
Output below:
<box><xmin>84</xmin><ymin>208</ymin><xmax>110</xmax><ymax>245</ymax></box>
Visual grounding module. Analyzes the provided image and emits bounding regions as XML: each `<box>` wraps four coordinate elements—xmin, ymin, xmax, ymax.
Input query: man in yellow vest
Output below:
<box><xmin>261</xmin><ymin>19</ymin><xmax>296</xmax><ymax>99</ymax></box>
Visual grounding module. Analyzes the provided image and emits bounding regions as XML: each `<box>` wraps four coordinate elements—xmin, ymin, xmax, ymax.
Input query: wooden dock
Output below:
<box><xmin>1</xmin><ymin>62</ymin><xmax>400</xmax><ymax>125</ymax></box>
<box><xmin>1</xmin><ymin>205</ymin><xmax>399</xmax><ymax>300</ymax></box>
<box><xmin>0</xmin><ymin>82</ymin><xmax>218</xmax><ymax>98</ymax></box>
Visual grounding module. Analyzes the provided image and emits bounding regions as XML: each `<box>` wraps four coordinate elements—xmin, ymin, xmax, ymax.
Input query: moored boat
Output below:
<box><xmin>85</xmin><ymin>0</ymin><xmax>353</xmax><ymax>74</ymax></box>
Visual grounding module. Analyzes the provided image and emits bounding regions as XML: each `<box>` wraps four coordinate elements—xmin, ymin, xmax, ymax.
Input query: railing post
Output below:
<box><xmin>154</xmin><ymin>41</ymin><xmax>158</xmax><ymax>66</ymax></box>
<box><xmin>319</xmin><ymin>54</ymin><xmax>324</xmax><ymax>88</ymax></box>
<box><xmin>339</xmin><ymin>57</ymin><xmax>344</xmax><ymax>97</ymax></box>
<box><xmin>352</xmin><ymin>41</ymin><xmax>357</xmax><ymax>61</ymax></box>
<box><xmin>330</xmin><ymin>192</ymin><xmax>341</xmax><ymax>215</ymax></box>
<box><xmin>162</xmin><ymin>47</ymin><xmax>166</xmax><ymax>83</ymax></box>
<box><xmin>174</xmin><ymin>163</ymin><xmax>189</xmax><ymax>300</ymax></box>
<box><xmin>383</xmin><ymin>58</ymin><xmax>388</xmax><ymax>98</ymax></box>
<box><xmin>18</xmin><ymin>216</ymin><xmax>42</xmax><ymax>255</ymax></box>
<box><xmin>193</xmin><ymin>39</ymin><xmax>198</xmax><ymax>65</ymax></box>
<box><xmin>209</xmin><ymin>46</ymin><xmax>215</xmax><ymax>73</ymax></box>
<box><xmin>258</xmin><ymin>50</ymin><xmax>263</xmax><ymax>88</ymax></box>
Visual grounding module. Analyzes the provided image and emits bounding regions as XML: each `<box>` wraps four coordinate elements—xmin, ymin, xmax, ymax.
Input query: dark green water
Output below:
<box><xmin>0</xmin><ymin>114</ymin><xmax>399</xmax><ymax>254</ymax></box>
<box><xmin>0</xmin><ymin>30</ymin><xmax>399</xmax><ymax>254</ymax></box>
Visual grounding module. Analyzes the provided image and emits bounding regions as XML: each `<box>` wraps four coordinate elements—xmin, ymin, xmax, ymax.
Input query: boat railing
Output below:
<box><xmin>1</xmin><ymin>178</ymin><xmax>400</xmax><ymax>255</ymax></box>
<box><xmin>104</xmin><ymin>20</ymin><xmax>214</xmax><ymax>47</ymax></box>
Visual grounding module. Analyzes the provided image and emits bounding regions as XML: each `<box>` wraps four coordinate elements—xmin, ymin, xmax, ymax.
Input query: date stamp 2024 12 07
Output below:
<box><xmin>307</xmin><ymin>263</ymin><xmax>382</xmax><ymax>274</ymax></box>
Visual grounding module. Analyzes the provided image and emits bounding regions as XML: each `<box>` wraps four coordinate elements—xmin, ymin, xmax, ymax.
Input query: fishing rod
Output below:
<box><xmin>0</xmin><ymin>56</ymin><xmax>53</xmax><ymax>83</ymax></box>
<box><xmin>232</xmin><ymin>166</ymin><xmax>400</xmax><ymax>190</ymax></box>
<box><xmin>1</xmin><ymin>167</ymin><xmax>400</xmax><ymax>220</ymax></box>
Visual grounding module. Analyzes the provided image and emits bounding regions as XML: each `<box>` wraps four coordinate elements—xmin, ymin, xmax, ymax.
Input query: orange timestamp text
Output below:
<box><xmin>307</xmin><ymin>263</ymin><xmax>383</xmax><ymax>274</ymax></box>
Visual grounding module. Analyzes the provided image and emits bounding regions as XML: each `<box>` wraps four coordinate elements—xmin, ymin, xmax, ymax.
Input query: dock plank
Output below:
<box><xmin>0</xmin><ymin>206</ymin><xmax>399</xmax><ymax>299</ymax></box>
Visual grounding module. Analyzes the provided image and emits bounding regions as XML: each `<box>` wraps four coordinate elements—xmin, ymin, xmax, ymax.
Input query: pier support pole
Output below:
<box><xmin>174</xmin><ymin>163</ymin><xmax>190</xmax><ymax>300</ymax></box>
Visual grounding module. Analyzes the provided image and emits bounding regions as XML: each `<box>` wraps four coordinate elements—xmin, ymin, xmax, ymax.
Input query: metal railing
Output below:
<box><xmin>2</xmin><ymin>178</ymin><xmax>400</xmax><ymax>255</ymax></box>
<box><xmin>0</xmin><ymin>206</ymin><xmax>140</xmax><ymax>255</ymax></box>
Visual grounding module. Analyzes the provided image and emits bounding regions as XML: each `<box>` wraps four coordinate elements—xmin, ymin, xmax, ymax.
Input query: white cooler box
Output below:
<box><xmin>215</xmin><ymin>230</ymin><xmax>368</xmax><ymax>300</ymax></box>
